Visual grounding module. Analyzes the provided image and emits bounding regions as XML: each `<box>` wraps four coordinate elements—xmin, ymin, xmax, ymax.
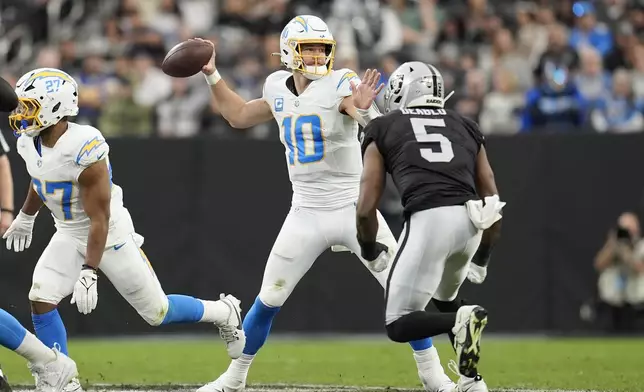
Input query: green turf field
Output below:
<box><xmin>0</xmin><ymin>336</ymin><xmax>640</xmax><ymax>391</ymax></box>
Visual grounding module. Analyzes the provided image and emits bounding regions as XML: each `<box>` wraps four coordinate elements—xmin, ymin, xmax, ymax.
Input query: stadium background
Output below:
<box><xmin>1</xmin><ymin>0</ymin><xmax>644</xmax><ymax>391</ymax></box>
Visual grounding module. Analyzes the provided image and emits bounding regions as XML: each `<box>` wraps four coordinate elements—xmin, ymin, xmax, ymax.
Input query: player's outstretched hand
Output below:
<box><xmin>350</xmin><ymin>69</ymin><xmax>385</xmax><ymax>110</ymax></box>
<box><xmin>360</xmin><ymin>242</ymin><xmax>390</xmax><ymax>273</ymax></box>
<box><xmin>191</xmin><ymin>38</ymin><xmax>216</xmax><ymax>75</ymax></box>
<box><xmin>71</xmin><ymin>268</ymin><xmax>98</xmax><ymax>315</ymax></box>
<box><xmin>2</xmin><ymin>211</ymin><xmax>36</xmax><ymax>252</ymax></box>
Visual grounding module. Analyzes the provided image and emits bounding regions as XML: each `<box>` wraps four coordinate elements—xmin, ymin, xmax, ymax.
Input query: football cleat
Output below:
<box><xmin>452</xmin><ymin>305</ymin><xmax>488</xmax><ymax>378</ymax></box>
<box><xmin>216</xmin><ymin>294</ymin><xmax>246</xmax><ymax>359</ymax></box>
<box><xmin>28</xmin><ymin>348</ymin><xmax>78</xmax><ymax>392</ymax></box>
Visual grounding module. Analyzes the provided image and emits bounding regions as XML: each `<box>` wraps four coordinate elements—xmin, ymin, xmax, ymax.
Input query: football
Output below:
<box><xmin>161</xmin><ymin>40</ymin><xmax>213</xmax><ymax>78</ymax></box>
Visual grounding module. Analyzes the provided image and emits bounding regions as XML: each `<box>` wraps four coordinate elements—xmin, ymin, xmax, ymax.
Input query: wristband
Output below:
<box><xmin>1</xmin><ymin>208</ymin><xmax>13</xmax><ymax>214</ymax></box>
<box><xmin>82</xmin><ymin>264</ymin><xmax>97</xmax><ymax>271</ymax></box>
<box><xmin>204</xmin><ymin>70</ymin><xmax>222</xmax><ymax>86</ymax></box>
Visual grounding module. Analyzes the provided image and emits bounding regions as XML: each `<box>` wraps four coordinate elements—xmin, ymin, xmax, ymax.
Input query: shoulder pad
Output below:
<box><xmin>263</xmin><ymin>70</ymin><xmax>291</xmax><ymax>99</ymax></box>
<box><xmin>333</xmin><ymin>68</ymin><xmax>361</xmax><ymax>98</ymax></box>
<box><xmin>68</xmin><ymin>124</ymin><xmax>109</xmax><ymax>167</ymax></box>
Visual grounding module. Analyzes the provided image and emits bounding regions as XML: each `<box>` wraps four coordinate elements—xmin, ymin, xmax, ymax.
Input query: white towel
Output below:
<box><xmin>465</xmin><ymin>195</ymin><xmax>506</xmax><ymax>230</ymax></box>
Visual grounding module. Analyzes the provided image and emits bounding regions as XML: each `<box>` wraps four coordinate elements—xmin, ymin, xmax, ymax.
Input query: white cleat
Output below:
<box><xmin>415</xmin><ymin>347</ymin><xmax>456</xmax><ymax>392</ymax></box>
<box><xmin>216</xmin><ymin>294</ymin><xmax>246</xmax><ymax>359</ymax></box>
<box><xmin>197</xmin><ymin>371</ymin><xmax>245</xmax><ymax>392</ymax></box>
<box><xmin>63</xmin><ymin>378</ymin><xmax>83</xmax><ymax>392</ymax></box>
<box><xmin>28</xmin><ymin>349</ymin><xmax>78</xmax><ymax>392</ymax></box>
<box><xmin>448</xmin><ymin>361</ymin><xmax>488</xmax><ymax>392</ymax></box>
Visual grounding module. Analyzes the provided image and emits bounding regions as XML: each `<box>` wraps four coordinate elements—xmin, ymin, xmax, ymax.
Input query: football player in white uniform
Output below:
<box><xmin>194</xmin><ymin>14</ymin><xmax>454</xmax><ymax>392</ymax></box>
<box><xmin>3</xmin><ymin>68</ymin><xmax>246</xmax><ymax>391</ymax></box>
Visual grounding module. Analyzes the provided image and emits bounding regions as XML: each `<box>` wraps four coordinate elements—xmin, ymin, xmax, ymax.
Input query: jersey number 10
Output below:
<box><xmin>282</xmin><ymin>115</ymin><xmax>324</xmax><ymax>165</ymax></box>
<box><xmin>410</xmin><ymin>118</ymin><xmax>454</xmax><ymax>163</ymax></box>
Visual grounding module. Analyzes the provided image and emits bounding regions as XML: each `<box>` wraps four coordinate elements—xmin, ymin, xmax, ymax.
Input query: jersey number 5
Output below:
<box><xmin>410</xmin><ymin>118</ymin><xmax>454</xmax><ymax>163</ymax></box>
<box><xmin>282</xmin><ymin>115</ymin><xmax>324</xmax><ymax>165</ymax></box>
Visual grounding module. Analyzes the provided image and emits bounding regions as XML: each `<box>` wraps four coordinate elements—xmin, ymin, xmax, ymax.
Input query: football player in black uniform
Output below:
<box><xmin>356</xmin><ymin>62</ymin><xmax>504</xmax><ymax>392</ymax></box>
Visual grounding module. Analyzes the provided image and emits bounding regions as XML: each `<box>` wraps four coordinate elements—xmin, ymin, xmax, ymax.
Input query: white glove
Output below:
<box><xmin>467</xmin><ymin>264</ymin><xmax>488</xmax><ymax>284</ymax></box>
<box><xmin>71</xmin><ymin>268</ymin><xmax>98</xmax><ymax>314</ymax></box>
<box><xmin>2</xmin><ymin>211</ymin><xmax>37</xmax><ymax>252</ymax></box>
<box><xmin>367</xmin><ymin>249</ymin><xmax>390</xmax><ymax>273</ymax></box>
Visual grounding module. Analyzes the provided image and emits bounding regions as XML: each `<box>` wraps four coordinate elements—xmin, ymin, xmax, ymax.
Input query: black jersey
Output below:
<box><xmin>361</xmin><ymin>108</ymin><xmax>484</xmax><ymax>214</ymax></box>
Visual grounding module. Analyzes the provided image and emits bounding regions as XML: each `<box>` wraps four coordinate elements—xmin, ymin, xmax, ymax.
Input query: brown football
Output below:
<box><xmin>161</xmin><ymin>40</ymin><xmax>213</xmax><ymax>78</ymax></box>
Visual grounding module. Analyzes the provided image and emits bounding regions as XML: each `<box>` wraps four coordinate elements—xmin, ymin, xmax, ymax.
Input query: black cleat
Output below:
<box><xmin>453</xmin><ymin>305</ymin><xmax>488</xmax><ymax>378</ymax></box>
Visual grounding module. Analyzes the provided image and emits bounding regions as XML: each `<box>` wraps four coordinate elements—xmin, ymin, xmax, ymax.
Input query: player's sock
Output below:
<box><xmin>386</xmin><ymin>311</ymin><xmax>456</xmax><ymax>342</ymax></box>
<box><xmin>161</xmin><ymin>295</ymin><xmax>205</xmax><ymax>324</ymax></box>
<box><xmin>226</xmin><ymin>353</ymin><xmax>255</xmax><ymax>381</ymax></box>
<box><xmin>0</xmin><ymin>309</ymin><xmax>55</xmax><ymax>365</ymax></box>
<box><xmin>32</xmin><ymin>309</ymin><xmax>68</xmax><ymax>355</ymax></box>
<box><xmin>0</xmin><ymin>309</ymin><xmax>27</xmax><ymax>351</ymax></box>
<box><xmin>242</xmin><ymin>297</ymin><xmax>280</xmax><ymax>355</ymax></box>
<box><xmin>409</xmin><ymin>338</ymin><xmax>433</xmax><ymax>351</ymax></box>
<box><xmin>16</xmin><ymin>332</ymin><xmax>57</xmax><ymax>365</ymax></box>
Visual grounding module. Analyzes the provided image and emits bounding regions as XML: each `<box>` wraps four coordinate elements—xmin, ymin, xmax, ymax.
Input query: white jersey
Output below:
<box><xmin>16</xmin><ymin>122</ymin><xmax>135</xmax><ymax>247</ymax></box>
<box><xmin>262</xmin><ymin>68</ymin><xmax>364</xmax><ymax>209</ymax></box>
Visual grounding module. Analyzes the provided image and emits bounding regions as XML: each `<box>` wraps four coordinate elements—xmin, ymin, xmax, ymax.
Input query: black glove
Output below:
<box><xmin>359</xmin><ymin>240</ymin><xmax>389</xmax><ymax>261</ymax></box>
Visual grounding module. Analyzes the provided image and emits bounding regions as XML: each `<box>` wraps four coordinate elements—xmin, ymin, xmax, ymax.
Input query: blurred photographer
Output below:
<box><xmin>594</xmin><ymin>212</ymin><xmax>644</xmax><ymax>332</ymax></box>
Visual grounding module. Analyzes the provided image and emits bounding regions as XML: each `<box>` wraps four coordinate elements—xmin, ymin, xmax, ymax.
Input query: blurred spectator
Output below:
<box><xmin>514</xmin><ymin>2</ymin><xmax>549</xmax><ymax>68</ymax></box>
<box><xmin>35</xmin><ymin>46</ymin><xmax>61</xmax><ymax>69</ymax></box>
<box><xmin>569</xmin><ymin>1</ymin><xmax>613</xmax><ymax>56</ymax></box>
<box><xmin>74</xmin><ymin>55</ymin><xmax>115</xmax><ymax>127</ymax></box>
<box><xmin>535</xmin><ymin>24</ymin><xmax>579</xmax><ymax>83</ymax></box>
<box><xmin>594</xmin><ymin>212</ymin><xmax>644</xmax><ymax>333</ymax></box>
<box><xmin>156</xmin><ymin>77</ymin><xmax>209</xmax><ymax>138</ymax></box>
<box><xmin>479</xmin><ymin>69</ymin><xmax>524</xmax><ymax>135</ymax></box>
<box><xmin>98</xmin><ymin>56</ymin><xmax>152</xmax><ymax>137</ymax></box>
<box><xmin>388</xmin><ymin>0</ymin><xmax>439</xmax><ymax>63</ymax></box>
<box><xmin>131</xmin><ymin>52</ymin><xmax>172</xmax><ymax>108</ymax></box>
<box><xmin>629</xmin><ymin>45</ymin><xmax>644</xmax><ymax>98</ymax></box>
<box><xmin>521</xmin><ymin>65</ymin><xmax>585</xmax><ymax>133</ymax></box>
<box><xmin>454</xmin><ymin>69</ymin><xmax>487</xmax><ymax>122</ymax></box>
<box><xmin>575</xmin><ymin>46</ymin><xmax>611</xmax><ymax>105</ymax></box>
<box><xmin>479</xmin><ymin>28</ymin><xmax>533</xmax><ymax>91</ymax></box>
<box><xmin>590</xmin><ymin>69</ymin><xmax>644</xmax><ymax>133</ymax></box>
<box><xmin>604</xmin><ymin>22</ymin><xmax>637</xmax><ymax>72</ymax></box>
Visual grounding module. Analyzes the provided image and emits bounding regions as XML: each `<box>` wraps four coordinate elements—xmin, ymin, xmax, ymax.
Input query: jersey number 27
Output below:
<box><xmin>410</xmin><ymin>118</ymin><xmax>454</xmax><ymax>163</ymax></box>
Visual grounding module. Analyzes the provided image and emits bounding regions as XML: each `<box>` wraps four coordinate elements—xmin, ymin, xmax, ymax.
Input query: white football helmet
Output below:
<box><xmin>279</xmin><ymin>15</ymin><xmax>336</xmax><ymax>80</ymax></box>
<box><xmin>9</xmin><ymin>68</ymin><xmax>79</xmax><ymax>137</ymax></box>
<box><xmin>383</xmin><ymin>62</ymin><xmax>453</xmax><ymax>113</ymax></box>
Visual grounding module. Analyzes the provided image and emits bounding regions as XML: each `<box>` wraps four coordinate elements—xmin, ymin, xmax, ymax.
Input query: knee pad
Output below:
<box><xmin>258</xmin><ymin>285</ymin><xmax>290</xmax><ymax>308</ymax></box>
<box><xmin>28</xmin><ymin>281</ymin><xmax>64</xmax><ymax>305</ymax></box>
<box><xmin>385</xmin><ymin>319</ymin><xmax>407</xmax><ymax>343</ymax></box>
<box><xmin>139</xmin><ymin>295</ymin><xmax>169</xmax><ymax>326</ymax></box>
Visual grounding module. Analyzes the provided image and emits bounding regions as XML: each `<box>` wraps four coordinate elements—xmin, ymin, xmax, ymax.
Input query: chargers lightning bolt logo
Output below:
<box><xmin>75</xmin><ymin>137</ymin><xmax>105</xmax><ymax>164</ymax></box>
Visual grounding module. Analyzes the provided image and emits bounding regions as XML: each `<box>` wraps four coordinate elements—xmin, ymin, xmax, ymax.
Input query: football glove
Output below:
<box><xmin>71</xmin><ymin>267</ymin><xmax>98</xmax><ymax>315</ymax></box>
<box><xmin>467</xmin><ymin>264</ymin><xmax>487</xmax><ymax>284</ymax></box>
<box><xmin>359</xmin><ymin>241</ymin><xmax>390</xmax><ymax>273</ymax></box>
<box><xmin>2</xmin><ymin>211</ymin><xmax>36</xmax><ymax>252</ymax></box>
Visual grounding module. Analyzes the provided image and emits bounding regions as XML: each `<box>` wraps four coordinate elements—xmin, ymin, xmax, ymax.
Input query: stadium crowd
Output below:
<box><xmin>2</xmin><ymin>0</ymin><xmax>644</xmax><ymax>139</ymax></box>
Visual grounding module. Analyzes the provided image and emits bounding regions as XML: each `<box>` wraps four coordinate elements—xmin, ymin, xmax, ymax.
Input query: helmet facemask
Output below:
<box><xmin>290</xmin><ymin>39</ymin><xmax>336</xmax><ymax>80</ymax></box>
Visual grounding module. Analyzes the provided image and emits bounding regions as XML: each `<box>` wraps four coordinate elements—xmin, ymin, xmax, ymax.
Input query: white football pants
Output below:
<box><xmin>258</xmin><ymin>203</ymin><xmax>397</xmax><ymax>307</ymax></box>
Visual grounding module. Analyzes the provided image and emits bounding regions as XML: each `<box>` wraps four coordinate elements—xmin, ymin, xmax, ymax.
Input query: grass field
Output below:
<box><xmin>0</xmin><ymin>335</ymin><xmax>641</xmax><ymax>392</ymax></box>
